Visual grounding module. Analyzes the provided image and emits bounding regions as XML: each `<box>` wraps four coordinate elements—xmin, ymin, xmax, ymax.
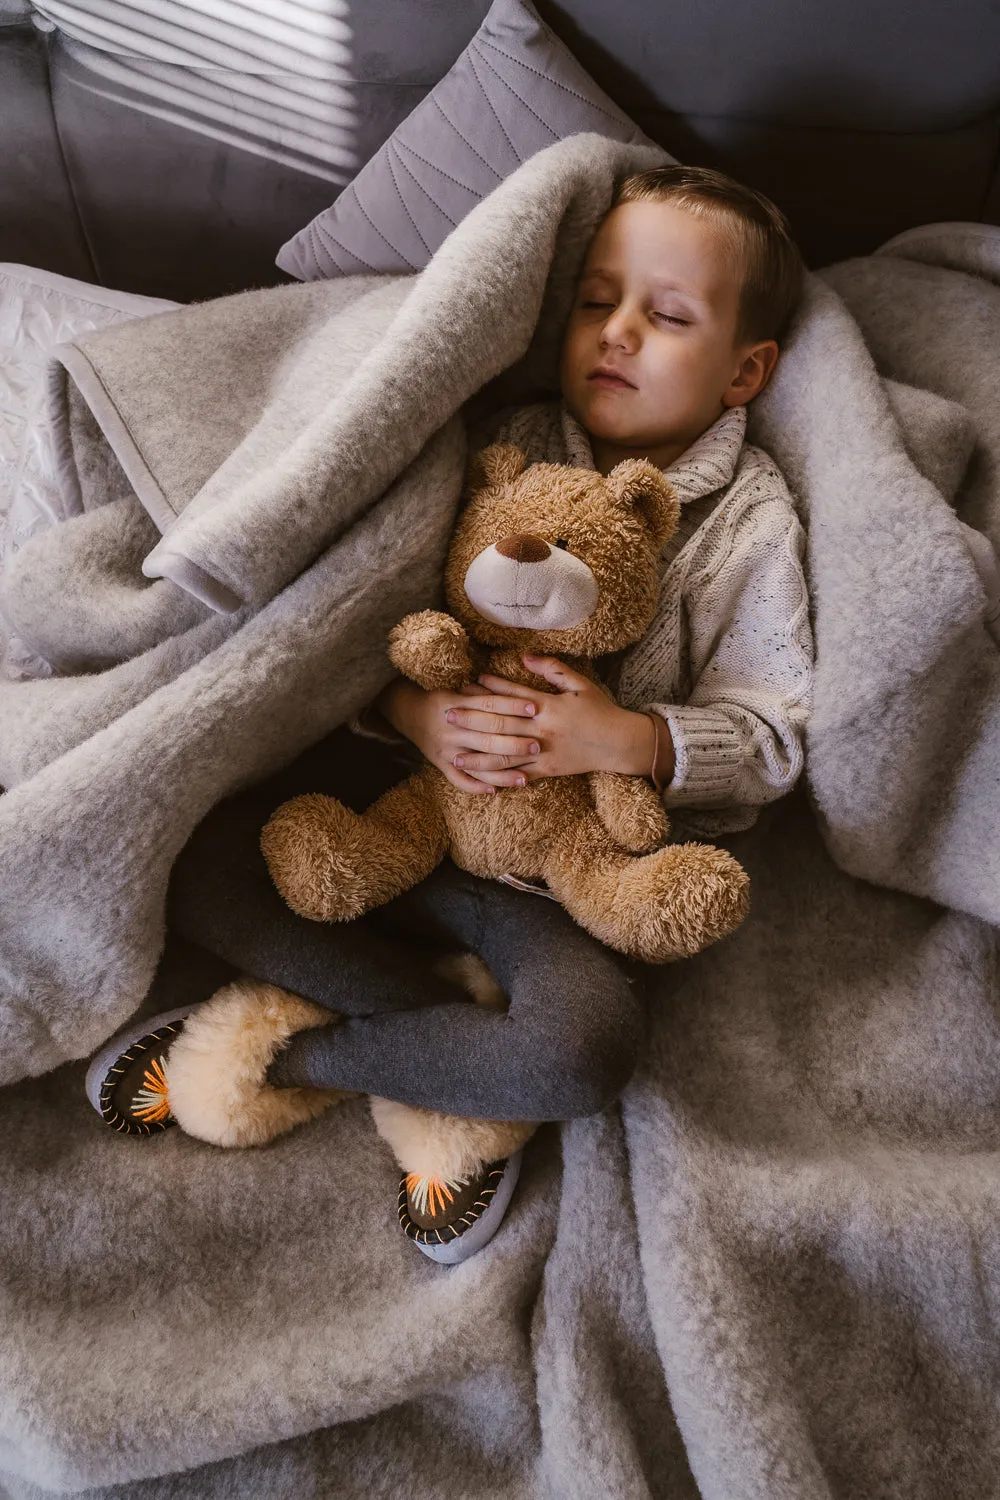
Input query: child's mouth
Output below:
<box><xmin>587</xmin><ymin>369</ymin><xmax>635</xmax><ymax>390</ymax></box>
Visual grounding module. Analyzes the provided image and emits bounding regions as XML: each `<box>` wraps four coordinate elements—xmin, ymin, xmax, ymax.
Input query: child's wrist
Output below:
<box><xmin>611</xmin><ymin>709</ymin><xmax>658</xmax><ymax>777</ymax></box>
<box><xmin>608</xmin><ymin>708</ymin><xmax>675</xmax><ymax>789</ymax></box>
<box><xmin>375</xmin><ymin>677</ymin><xmax>417</xmax><ymax>737</ymax></box>
<box><xmin>646</xmin><ymin>711</ymin><xmax>676</xmax><ymax>791</ymax></box>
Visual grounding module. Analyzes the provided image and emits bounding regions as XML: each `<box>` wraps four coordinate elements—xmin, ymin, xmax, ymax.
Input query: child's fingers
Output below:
<box><xmin>473</xmin><ymin>673</ymin><xmax>548</xmax><ymax>704</ymax></box>
<box><xmin>441</xmin><ymin>764</ymin><xmax>498</xmax><ymax>795</ymax></box>
<box><xmin>456</xmin><ymin>682</ymin><xmax>538</xmax><ymax>715</ymax></box>
<box><xmin>460</xmin><ymin>766</ymin><xmax>531</xmax><ymax>788</ymax></box>
<box><xmin>445</xmin><ymin>708</ymin><xmax>541</xmax><ymax>746</ymax></box>
<box><xmin>453</xmin><ymin>750</ymin><xmax>536</xmax><ymax>774</ymax></box>
<box><xmin>521</xmin><ymin>654</ymin><xmax>588</xmax><ymax>692</ymax></box>
<box><xmin>451</xmin><ymin>729</ymin><xmax>540</xmax><ymax>759</ymax></box>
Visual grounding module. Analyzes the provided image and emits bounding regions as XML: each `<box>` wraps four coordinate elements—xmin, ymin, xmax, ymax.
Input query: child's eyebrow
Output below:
<box><xmin>648</xmin><ymin>276</ymin><xmax>704</xmax><ymax>302</ymax></box>
<box><xmin>580</xmin><ymin>267</ymin><xmax>705</xmax><ymax>305</ymax></box>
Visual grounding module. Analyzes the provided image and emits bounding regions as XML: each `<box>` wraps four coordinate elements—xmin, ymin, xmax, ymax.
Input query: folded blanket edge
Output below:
<box><xmin>55</xmin><ymin>342</ymin><xmax>179</xmax><ymax>537</ymax></box>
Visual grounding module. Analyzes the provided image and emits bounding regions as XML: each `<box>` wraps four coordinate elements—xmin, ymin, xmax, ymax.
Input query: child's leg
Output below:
<box><xmin>164</xmin><ymin>722</ymin><xmax>648</xmax><ymax>1122</ymax></box>
<box><xmin>106</xmin><ymin>724</ymin><xmax>649</xmax><ymax>1263</ymax></box>
<box><xmin>266</xmin><ymin>860</ymin><xmax>650</xmax><ymax>1122</ymax></box>
<box><xmin>165</xmin><ymin>729</ymin><xmax>473</xmax><ymax>1018</ymax></box>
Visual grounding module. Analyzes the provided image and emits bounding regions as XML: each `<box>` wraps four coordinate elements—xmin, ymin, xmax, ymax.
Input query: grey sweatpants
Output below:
<box><xmin>165</xmin><ymin>728</ymin><xmax>650</xmax><ymax>1121</ymax></box>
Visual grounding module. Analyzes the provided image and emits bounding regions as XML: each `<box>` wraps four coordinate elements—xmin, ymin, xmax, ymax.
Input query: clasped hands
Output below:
<box><xmin>377</xmin><ymin>653</ymin><xmax>670</xmax><ymax>796</ymax></box>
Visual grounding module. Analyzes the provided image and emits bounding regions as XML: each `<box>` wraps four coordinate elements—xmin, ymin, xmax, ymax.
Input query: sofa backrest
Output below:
<box><xmin>2</xmin><ymin>0</ymin><xmax>998</xmax><ymax>300</ymax></box>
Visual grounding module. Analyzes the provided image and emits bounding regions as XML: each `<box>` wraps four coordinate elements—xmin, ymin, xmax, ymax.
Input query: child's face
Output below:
<box><xmin>560</xmin><ymin>200</ymin><xmax>757</xmax><ymax>454</ymax></box>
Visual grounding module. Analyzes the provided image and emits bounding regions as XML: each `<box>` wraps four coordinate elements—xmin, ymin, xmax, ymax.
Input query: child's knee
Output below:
<box><xmin>554</xmin><ymin>998</ymin><xmax>645</xmax><ymax>1117</ymax></box>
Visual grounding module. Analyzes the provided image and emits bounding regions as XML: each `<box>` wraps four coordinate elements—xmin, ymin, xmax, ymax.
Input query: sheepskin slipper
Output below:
<box><xmin>163</xmin><ymin>979</ymin><xmax>350</xmax><ymax>1147</ymax></box>
<box><xmin>397</xmin><ymin>1150</ymin><xmax>525</xmax><ymax>1264</ymax></box>
<box><xmin>86</xmin><ymin>1003</ymin><xmax>206</xmax><ymax>1138</ymax></box>
<box><xmin>369</xmin><ymin>1095</ymin><xmax>536</xmax><ymax>1186</ymax></box>
<box><xmin>86</xmin><ymin>979</ymin><xmax>347</xmax><ymax>1146</ymax></box>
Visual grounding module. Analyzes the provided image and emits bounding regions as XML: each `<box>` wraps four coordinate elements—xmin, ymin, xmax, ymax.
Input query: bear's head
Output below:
<box><xmin>445</xmin><ymin>443</ymin><xmax>680</xmax><ymax>658</ymax></box>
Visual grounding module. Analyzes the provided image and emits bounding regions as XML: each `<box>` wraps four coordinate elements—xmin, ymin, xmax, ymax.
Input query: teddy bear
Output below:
<box><xmin>158</xmin><ymin>445</ymin><xmax>750</xmax><ymax>1216</ymax></box>
<box><xmin>261</xmin><ymin>442</ymin><xmax>749</xmax><ymax>962</ymax></box>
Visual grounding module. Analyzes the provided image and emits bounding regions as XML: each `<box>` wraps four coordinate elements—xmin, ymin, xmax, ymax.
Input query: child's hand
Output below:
<box><xmin>376</xmin><ymin>677</ymin><xmax>541</xmax><ymax>795</ymax></box>
<box><xmin>455</xmin><ymin>654</ymin><xmax>659</xmax><ymax>782</ymax></box>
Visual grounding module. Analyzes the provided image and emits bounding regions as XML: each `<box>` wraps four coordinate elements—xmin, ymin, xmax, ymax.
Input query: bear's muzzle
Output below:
<box><xmin>463</xmin><ymin>535</ymin><xmax>600</xmax><ymax>629</ymax></box>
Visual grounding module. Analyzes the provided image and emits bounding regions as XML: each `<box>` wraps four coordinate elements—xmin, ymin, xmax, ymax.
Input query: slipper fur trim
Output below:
<box><xmin>369</xmin><ymin>1095</ymin><xmax>535</xmax><ymax>1182</ymax></box>
<box><xmin>165</xmin><ymin>978</ymin><xmax>346</xmax><ymax>1147</ymax></box>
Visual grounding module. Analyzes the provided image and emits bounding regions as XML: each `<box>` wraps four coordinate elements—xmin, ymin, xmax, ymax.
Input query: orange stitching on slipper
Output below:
<box><xmin>406</xmin><ymin>1173</ymin><xmax>467</xmax><ymax>1219</ymax></box>
<box><xmin>131</xmin><ymin>1056</ymin><xmax>172</xmax><ymax>1124</ymax></box>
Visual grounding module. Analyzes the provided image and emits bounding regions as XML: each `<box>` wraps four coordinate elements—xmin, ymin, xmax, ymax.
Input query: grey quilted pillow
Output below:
<box><xmin>276</xmin><ymin>0</ymin><xmax>654</xmax><ymax>281</ymax></box>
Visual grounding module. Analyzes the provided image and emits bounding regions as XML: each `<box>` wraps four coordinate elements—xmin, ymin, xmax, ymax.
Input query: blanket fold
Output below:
<box><xmin>55</xmin><ymin>141</ymin><xmax>666</xmax><ymax>615</ymax></box>
<box><xmin>748</xmin><ymin>236</ymin><xmax>1000</xmax><ymax>921</ymax></box>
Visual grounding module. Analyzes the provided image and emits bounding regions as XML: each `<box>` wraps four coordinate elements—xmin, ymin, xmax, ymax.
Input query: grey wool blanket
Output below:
<box><xmin>2</xmin><ymin>129</ymin><xmax>1000</xmax><ymax>1498</ymax></box>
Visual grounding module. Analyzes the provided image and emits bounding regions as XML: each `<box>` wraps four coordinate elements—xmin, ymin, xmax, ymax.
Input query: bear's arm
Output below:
<box><xmin>388</xmin><ymin>610</ymin><xmax>481</xmax><ymax>692</ymax></box>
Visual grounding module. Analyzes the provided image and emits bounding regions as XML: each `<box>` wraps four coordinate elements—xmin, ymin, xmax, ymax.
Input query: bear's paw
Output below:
<box><xmin>388</xmin><ymin>610</ymin><xmax>474</xmax><ymax>692</ymax></box>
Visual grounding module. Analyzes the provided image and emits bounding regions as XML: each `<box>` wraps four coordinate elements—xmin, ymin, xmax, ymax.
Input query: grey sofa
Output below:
<box><xmin>2</xmin><ymin>0</ymin><xmax>998</xmax><ymax>302</ymax></box>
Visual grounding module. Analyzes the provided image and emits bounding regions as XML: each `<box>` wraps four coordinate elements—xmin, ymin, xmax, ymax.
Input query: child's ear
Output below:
<box><xmin>467</xmin><ymin>444</ymin><xmax>527</xmax><ymax>491</ymax></box>
<box><xmin>605</xmin><ymin>459</ymin><xmax>680</xmax><ymax>549</ymax></box>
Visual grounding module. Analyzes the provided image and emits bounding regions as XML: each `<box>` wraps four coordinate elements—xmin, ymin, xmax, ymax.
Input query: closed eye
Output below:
<box><xmin>581</xmin><ymin>301</ymin><xmax>688</xmax><ymax>327</ymax></box>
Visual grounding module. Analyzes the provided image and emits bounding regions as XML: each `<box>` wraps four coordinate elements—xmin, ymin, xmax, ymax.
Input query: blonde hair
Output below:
<box><xmin>611</xmin><ymin>164</ymin><xmax>804</xmax><ymax>345</ymax></box>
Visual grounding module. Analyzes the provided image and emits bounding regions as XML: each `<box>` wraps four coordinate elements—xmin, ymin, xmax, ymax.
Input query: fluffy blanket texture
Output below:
<box><xmin>1</xmin><ymin>134</ymin><xmax>1000</xmax><ymax>1497</ymax></box>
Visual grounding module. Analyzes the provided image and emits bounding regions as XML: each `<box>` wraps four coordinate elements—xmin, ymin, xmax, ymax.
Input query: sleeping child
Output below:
<box><xmin>85</xmin><ymin>163</ymin><xmax>814</xmax><ymax>1264</ymax></box>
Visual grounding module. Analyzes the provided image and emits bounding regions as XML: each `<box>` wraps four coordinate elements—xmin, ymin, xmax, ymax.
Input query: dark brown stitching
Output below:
<box><xmin>466</xmin><ymin>46</ymin><xmax>519</xmax><ymax>160</ymax></box>
<box><xmin>394</xmin><ymin>135</ymin><xmax>471</xmax><ymax>214</ymax></box>
<box><xmin>345</xmin><ymin>184</ymin><xmax>416</xmax><ymax>267</ymax></box>
<box><xmin>391</xmin><ymin>141</ymin><xmax>461</xmax><ymax>228</ymax></box>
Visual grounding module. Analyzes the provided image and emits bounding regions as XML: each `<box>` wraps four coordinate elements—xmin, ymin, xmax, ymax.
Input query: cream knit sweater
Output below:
<box><xmin>476</xmin><ymin>399</ymin><xmax>814</xmax><ymax>838</ymax></box>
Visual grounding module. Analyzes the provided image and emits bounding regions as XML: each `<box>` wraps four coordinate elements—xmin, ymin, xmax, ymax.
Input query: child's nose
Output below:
<box><xmin>600</xmin><ymin>307</ymin><xmax>639</xmax><ymax>347</ymax></box>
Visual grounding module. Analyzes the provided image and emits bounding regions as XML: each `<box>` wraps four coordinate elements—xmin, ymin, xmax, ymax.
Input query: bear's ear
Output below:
<box><xmin>605</xmin><ymin>459</ymin><xmax>680</xmax><ymax>549</ymax></box>
<box><xmin>467</xmin><ymin>443</ymin><xmax>527</xmax><ymax>492</ymax></box>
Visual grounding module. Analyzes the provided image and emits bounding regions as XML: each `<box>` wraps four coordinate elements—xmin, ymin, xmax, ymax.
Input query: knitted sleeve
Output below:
<box><xmin>643</xmin><ymin>477</ymin><xmax>813</xmax><ymax>816</ymax></box>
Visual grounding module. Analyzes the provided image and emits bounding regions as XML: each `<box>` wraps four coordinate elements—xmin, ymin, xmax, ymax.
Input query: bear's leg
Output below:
<box><xmin>260</xmin><ymin>766</ymin><xmax>450</xmax><ymax>922</ymax></box>
<box><xmin>164</xmin><ymin>978</ymin><xmax>351</xmax><ymax>1146</ymax></box>
<box><xmin>588</xmin><ymin>770</ymin><xmax>670</xmax><ymax>853</ymax></box>
<box><xmin>546</xmin><ymin>817</ymin><xmax>750</xmax><ymax>963</ymax></box>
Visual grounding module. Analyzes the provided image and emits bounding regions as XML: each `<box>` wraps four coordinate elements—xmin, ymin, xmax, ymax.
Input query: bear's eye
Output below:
<box><xmin>555</xmin><ymin>538</ymin><xmax>569</xmax><ymax>550</ymax></box>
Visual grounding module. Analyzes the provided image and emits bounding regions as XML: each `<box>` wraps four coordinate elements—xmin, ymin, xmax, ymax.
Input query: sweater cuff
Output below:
<box><xmin>645</xmin><ymin>704</ymin><xmax>743</xmax><ymax>807</ymax></box>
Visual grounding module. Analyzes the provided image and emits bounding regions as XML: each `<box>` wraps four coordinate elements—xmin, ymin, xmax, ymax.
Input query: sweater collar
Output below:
<box><xmin>559</xmin><ymin>401</ymin><xmax>747</xmax><ymax>502</ymax></box>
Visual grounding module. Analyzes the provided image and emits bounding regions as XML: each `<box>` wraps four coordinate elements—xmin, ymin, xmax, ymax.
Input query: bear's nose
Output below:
<box><xmin>494</xmin><ymin>533</ymin><xmax>550</xmax><ymax>563</ymax></box>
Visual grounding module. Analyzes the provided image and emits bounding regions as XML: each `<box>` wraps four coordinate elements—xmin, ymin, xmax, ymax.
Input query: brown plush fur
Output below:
<box><xmin>262</xmin><ymin>445</ymin><xmax>750</xmax><ymax>964</ymax></box>
<box><xmin>431</xmin><ymin>950</ymin><xmax>507</xmax><ymax>1010</ymax></box>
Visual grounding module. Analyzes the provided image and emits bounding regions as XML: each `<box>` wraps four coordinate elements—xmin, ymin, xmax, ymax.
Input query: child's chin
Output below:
<box><xmin>577</xmin><ymin>395</ymin><xmax>638</xmax><ymax>440</ymax></box>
